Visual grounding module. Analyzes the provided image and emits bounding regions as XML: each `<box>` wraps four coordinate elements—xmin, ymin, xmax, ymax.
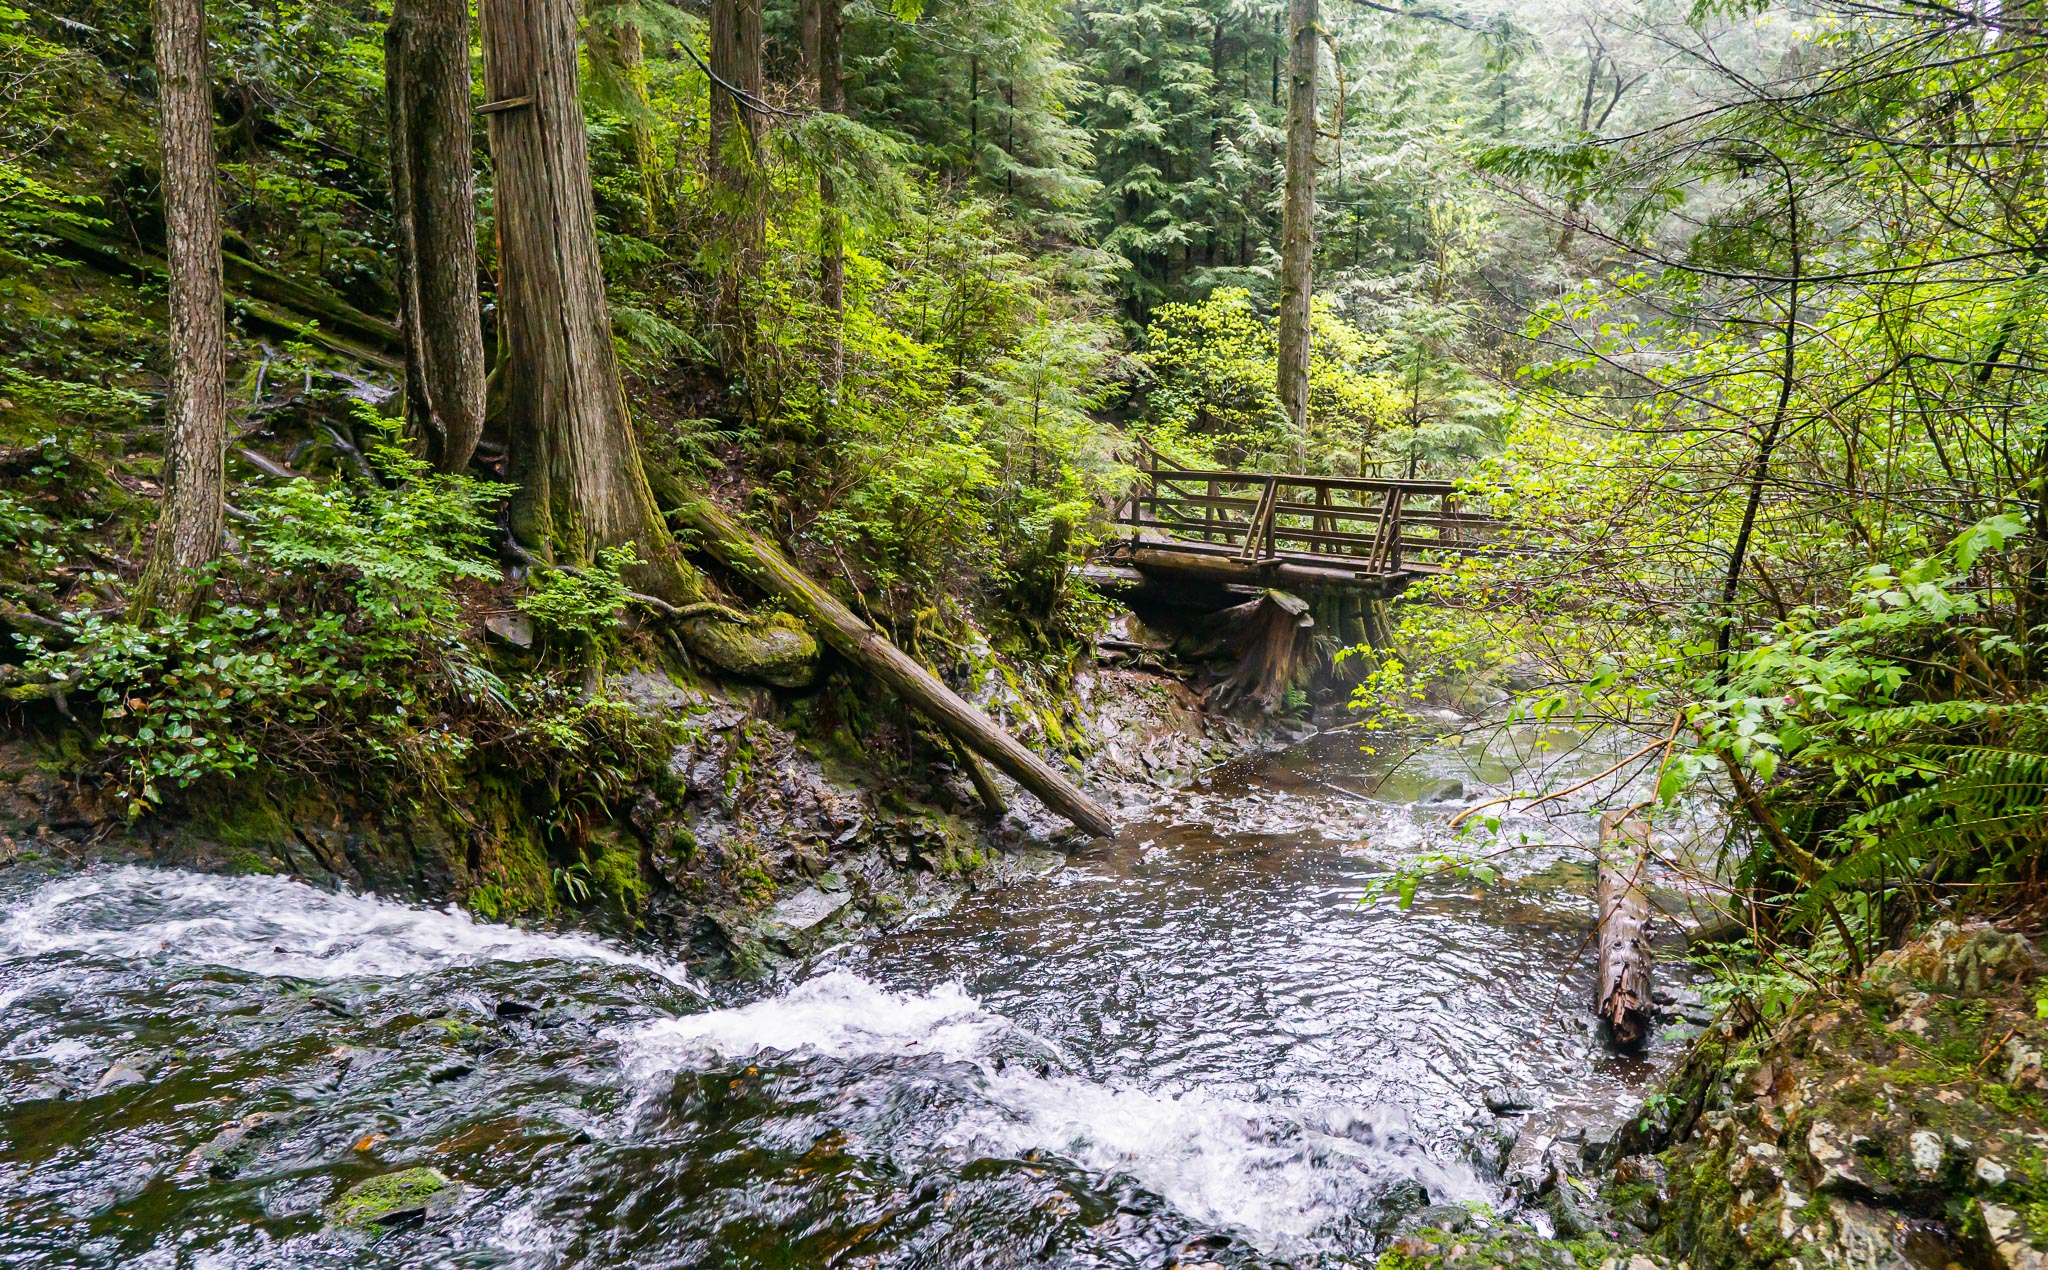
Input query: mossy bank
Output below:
<box><xmin>0</xmin><ymin>606</ymin><xmax>1304</xmax><ymax>981</ymax></box>
<box><xmin>1379</xmin><ymin>920</ymin><xmax>2048</xmax><ymax>1270</ymax></box>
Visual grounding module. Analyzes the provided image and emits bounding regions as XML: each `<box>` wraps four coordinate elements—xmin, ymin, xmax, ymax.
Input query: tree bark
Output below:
<box><xmin>386</xmin><ymin>0</ymin><xmax>487</xmax><ymax>474</ymax></box>
<box><xmin>482</xmin><ymin>0</ymin><xmax>697</xmax><ymax>601</ymax></box>
<box><xmin>709</xmin><ymin>0</ymin><xmax>764</xmax><ymax>354</ymax></box>
<box><xmin>1275</xmin><ymin>0</ymin><xmax>1318</xmax><ymax>463</ymax></box>
<box><xmin>664</xmin><ymin>491</ymin><xmax>1116</xmax><ymax>837</ymax></box>
<box><xmin>133</xmin><ymin>0</ymin><xmax>227</xmax><ymax>619</ymax></box>
<box><xmin>802</xmin><ymin>0</ymin><xmax>846</xmax><ymax>389</ymax></box>
<box><xmin>1595</xmin><ymin>811</ymin><xmax>1655</xmax><ymax>1049</ymax></box>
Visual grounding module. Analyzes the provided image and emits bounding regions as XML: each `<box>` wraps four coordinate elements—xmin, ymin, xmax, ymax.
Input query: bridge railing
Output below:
<box><xmin>1109</xmin><ymin>445</ymin><xmax>1503</xmax><ymax>575</ymax></box>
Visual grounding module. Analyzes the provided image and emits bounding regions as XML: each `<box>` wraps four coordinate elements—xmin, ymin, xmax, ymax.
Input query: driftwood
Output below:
<box><xmin>665</xmin><ymin>493</ymin><xmax>1115</xmax><ymax>838</ymax></box>
<box><xmin>1595</xmin><ymin>811</ymin><xmax>1655</xmax><ymax>1048</ymax></box>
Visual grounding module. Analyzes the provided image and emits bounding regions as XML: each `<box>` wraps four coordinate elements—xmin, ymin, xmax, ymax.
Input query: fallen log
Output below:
<box><xmin>949</xmin><ymin>736</ymin><xmax>1009</xmax><ymax>815</ymax></box>
<box><xmin>664</xmin><ymin>493</ymin><xmax>1114</xmax><ymax>838</ymax></box>
<box><xmin>1595</xmin><ymin>811</ymin><xmax>1655</xmax><ymax>1048</ymax></box>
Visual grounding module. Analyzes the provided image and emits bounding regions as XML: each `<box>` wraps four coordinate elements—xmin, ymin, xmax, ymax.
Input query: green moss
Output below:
<box><xmin>586</xmin><ymin>838</ymin><xmax>647</xmax><ymax>918</ymax></box>
<box><xmin>467</xmin><ymin>884</ymin><xmax>507</xmax><ymax>921</ymax></box>
<box><xmin>469</xmin><ymin>814</ymin><xmax>553</xmax><ymax>919</ymax></box>
<box><xmin>736</xmin><ymin>863</ymin><xmax>777</xmax><ymax>907</ymax></box>
<box><xmin>188</xmin><ymin>794</ymin><xmax>292</xmax><ymax>853</ymax></box>
<box><xmin>325</xmin><ymin>1166</ymin><xmax>451</xmax><ymax>1227</ymax></box>
<box><xmin>225</xmin><ymin>848</ymin><xmax>278</xmax><ymax>875</ymax></box>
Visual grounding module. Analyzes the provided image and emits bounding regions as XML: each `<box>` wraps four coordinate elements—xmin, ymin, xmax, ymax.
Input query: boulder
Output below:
<box><xmin>326</xmin><ymin>1166</ymin><xmax>457</xmax><ymax>1228</ymax></box>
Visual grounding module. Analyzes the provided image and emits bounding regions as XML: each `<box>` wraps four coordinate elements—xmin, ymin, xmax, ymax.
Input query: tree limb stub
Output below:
<box><xmin>1596</xmin><ymin>810</ymin><xmax>1655</xmax><ymax>1049</ymax></box>
<box><xmin>666</xmin><ymin>493</ymin><xmax>1114</xmax><ymax>838</ymax></box>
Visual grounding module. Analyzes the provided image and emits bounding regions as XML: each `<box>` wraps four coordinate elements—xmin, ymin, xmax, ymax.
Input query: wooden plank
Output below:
<box><xmin>1132</xmin><ymin>491</ymin><xmax>1502</xmax><ymax>532</ymax></box>
<box><xmin>1132</xmin><ymin>466</ymin><xmax>1463</xmax><ymax>495</ymax></box>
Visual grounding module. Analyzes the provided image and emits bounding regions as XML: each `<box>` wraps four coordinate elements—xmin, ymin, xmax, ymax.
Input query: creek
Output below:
<box><xmin>0</xmin><ymin>723</ymin><xmax>1701</xmax><ymax>1268</ymax></box>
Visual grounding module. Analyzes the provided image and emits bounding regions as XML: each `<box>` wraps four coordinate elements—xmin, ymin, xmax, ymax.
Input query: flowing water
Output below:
<box><xmin>0</xmin><ymin>723</ymin><xmax>1705</xmax><ymax>1269</ymax></box>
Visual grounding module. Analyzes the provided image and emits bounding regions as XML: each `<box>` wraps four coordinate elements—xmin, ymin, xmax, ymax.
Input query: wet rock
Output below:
<box><xmin>762</xmin><ymin>886</ymin><xmax>851</xmax><ymax>945</ymax></box>
<box><xmin>1580</xmin><ymin>1121</ymin><xmax>1618</xmax><ymax>1167</ymax></box>
<box><xmin>1545</xmin><ymin>1173</ymin><xmax>1593</xmax><ymax>1236</ymax></box>
<box><xmin>1372</xmin><ymin>1177</ymin><xmax>1435</xmax><ymax>1237</ymax></box>
<box><xmin>91</xmin><ymin>1056</ymin><xmax>154</xmax><ymax>1093</ymax></box>
<box><xmin>1018</xmin><ymin>846</ymin><xmax>1067</xmax><ymax>877</ymax></box>
<box><xmin>1651</xmin><ymin>983</ymin><xmax>1698</xmax><ymax>1007</ymax></box>
<box><xmin>1980</xmin><ymin>1200</ymin><xmax>2048</xmax><ymax>1270</ymax></box>
<box><xmin>1464</xmin><ymin>1120</ymin><xmax>1518</xmax><ymax>1177</ymax></box>
<box><xmin>1603</xmin><ymin>1154</ymin><xmax>1667</xmax><ymax>1232</ymax></box>
<box><xmin>1417</xmin><ymin>779</ymin><xmax>1465</xmax><ymax>805</ymax></box>
<box><xmin>326</xmin><ymin>1166</ymin><xmax>458</xmax><ymax>1228</ymax></box>
<box><xmin>1395</xmin><ymin>1203</ymin><xmax>1477</xmax><ymax>1237</ymax></box>
<box><xmin>192</xmin><ymin>1111</ymin><xmax>284</xmax><ymax>1179</ymax></box>
<box><xmin>1484</xmin><ymin>1083</ymin><xmax>1537</xmax><ymax>1115</ymax></box>
<box><xmin>482</xmin><ymin>611</ymin><xmax>533</xmax><ymax>649</ymax></box>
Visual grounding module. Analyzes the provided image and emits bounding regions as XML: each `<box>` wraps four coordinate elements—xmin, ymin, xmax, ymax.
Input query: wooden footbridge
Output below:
<box><xmin>1097</xmin><ymin>447</ymin><xmax>1502</xmax><ymax>596</ymax></box>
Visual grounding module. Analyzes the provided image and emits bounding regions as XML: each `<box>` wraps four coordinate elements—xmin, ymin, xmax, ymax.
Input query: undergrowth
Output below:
<box><xmin>17</xmin><ymin>419</ymin><xmax>674</xmax><ymax>825</ymax></box>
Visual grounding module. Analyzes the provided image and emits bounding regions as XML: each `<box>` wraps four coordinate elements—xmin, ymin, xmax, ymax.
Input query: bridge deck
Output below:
<box><xmin>1104</xmin><ymin>447</ymin><xmax>1501</xmax><ymax>593</ymax></box>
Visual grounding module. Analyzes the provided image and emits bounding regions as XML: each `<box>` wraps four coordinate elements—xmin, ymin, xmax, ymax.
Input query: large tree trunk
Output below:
<box><xmin>133</xmin><ymin>0</ymin><xmax>227</xmax><ymax>619</ymax></box>
<box><xmin>801</xmin><ymin>0</ymin><xmax>845</xmax><ymax>389</ymax></box>
<box><xmin>1275</xmin><ymin>0</ymin><xmax>1318</xmax><ymax>463</ymax></box>
<box><xmin>664</xmin><ymin>490</ymin><xmax>1116</xmax><ymax>838</ymax></box>
<box><xmin>386</xmin><ymin>0</ymin><xmax>486</xmax><ymax>474</ymax></box>
<box><xmin>709</xmin><ymin>0</ymin><xmax>764</xmax><ymax>358</ymax></box>
<box><xmin>1595</xmin><ymin>811</ymin><xmax>1655</xmax><ymax>1049</ymax></box>
<box><xmin>481</xmin><ymin>0</ymin><xmax>696</xmax><ymax>601</ymax></box>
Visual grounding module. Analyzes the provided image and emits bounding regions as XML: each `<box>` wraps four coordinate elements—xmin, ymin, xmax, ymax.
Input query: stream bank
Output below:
<box><xmin>1385</xmin><ymin>920</ymin><xmax>2048</xmax><ymax>1270</ymax></box>
<box><xmin>0</xmin><ymin>600</ymin><xmax>1306</xmax><ymax>982</ymax></box>
<box><xmin>0</xmin><ymin>703</ymin><xmax>1703</xmax><ymax>1269</ymax></box>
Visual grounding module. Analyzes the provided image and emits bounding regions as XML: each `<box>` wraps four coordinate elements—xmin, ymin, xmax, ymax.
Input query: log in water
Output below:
<box><xmin>1595</xmin><ymin>810</ymin><xmax>1656</xmax><ymax>1048</ymax></box>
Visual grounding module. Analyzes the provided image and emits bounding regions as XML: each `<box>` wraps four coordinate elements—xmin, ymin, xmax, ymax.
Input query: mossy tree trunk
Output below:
<box><xmin>587</xmin><ymin>8</ymin><xmax>662</xmax><ymax>233</ymax></box>
<box><xmin>386</xmin><ymin>0</ymin><xmax>487</xmax><ymax>474</ymax></box>
<box><xmin>481</xmin><ymin>0</ymin><xmax>697</xmax><ymax>601</ymax></box>
<box><xmin>133</xmin><ymin>0</ymin><xmax>227</xmax><ymax>620</ymax></box>
<box><xmin>801</xmin><ymin>0</ymin><xmax>845</xmax><ymax>389</ymax></box>
<box><xmin>1275</xmin><ymin>0</ymin><xmax>1318</xmax><ymax>463</ymax></box>
<box><xmin>709</xmin><ymin>0</ymin><xmax>764</xmax><ymax>361</ymax></box>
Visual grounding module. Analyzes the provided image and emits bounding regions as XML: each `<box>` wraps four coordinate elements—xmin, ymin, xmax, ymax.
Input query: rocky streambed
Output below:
<box><xmin>3</xmin><ymin>668</ymin><xmax>2043</xmax><ymax>1270</ymax></box>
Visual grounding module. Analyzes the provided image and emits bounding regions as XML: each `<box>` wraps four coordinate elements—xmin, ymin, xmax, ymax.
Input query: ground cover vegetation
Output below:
<box><xmin>0</xmin><ymin>0</ymin><xmax>2040</xmax><ymax>977</ymax></box>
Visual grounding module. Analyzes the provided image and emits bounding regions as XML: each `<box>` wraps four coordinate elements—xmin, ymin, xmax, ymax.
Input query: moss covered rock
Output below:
<box><xmin>326</xmin><ymin>1166</ymin><xmax>456</xmax><ymax>1228</ymax></box>
<box><xmin>681</xmin><ymin>612</ymin><xmax>819</xmax><ymax>688</ymax></box>
<box><xmin>1620</xmin><ymin>921</ymin><xmax>2048</xmax><ymax>1270</ymax></box>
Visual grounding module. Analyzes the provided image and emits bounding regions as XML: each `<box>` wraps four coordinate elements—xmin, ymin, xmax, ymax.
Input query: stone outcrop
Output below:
<box><xmin>1377</xmin><ymin>921</ymin><xmax>2048</xmax><ymax>1270</ymax></box>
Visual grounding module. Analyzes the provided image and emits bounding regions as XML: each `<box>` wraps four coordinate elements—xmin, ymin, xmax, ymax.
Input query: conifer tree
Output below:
<box><xmin>386</xmin><ymin>0</ymin><xmax>486</xmax><ymax>474</ymax></box>
<box><xmin>481</xmin><ymin>0</ymin><xmax>695</xmax><ymax>599</ymax></box>
<box><xmin>133</xmin><ymin>0</ymin><xmax>227</xmax><ymax>618</ymax></box>
<box><xmin>1275</xmin><ymin>0</ymin><xmax>1319</xmax><ymax>461</ymax></box>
